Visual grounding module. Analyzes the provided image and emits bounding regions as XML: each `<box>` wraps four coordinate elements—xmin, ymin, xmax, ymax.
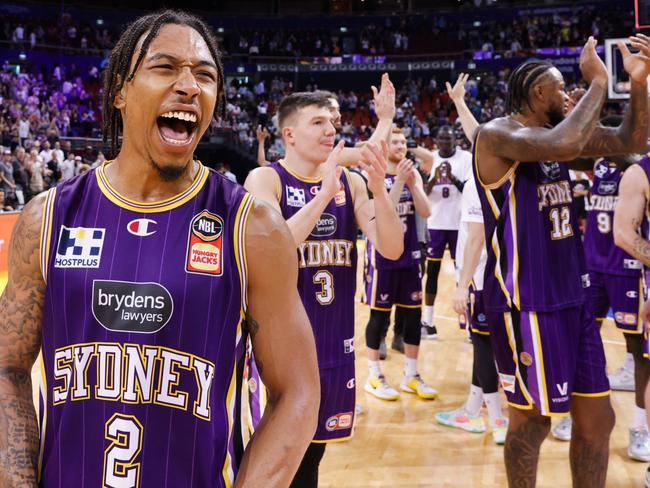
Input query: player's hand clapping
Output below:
<box><xmin>372</xmin><ymin>73</ymin><xmax>396</xmax><ymax>121</ymax></box>
<box><xmin>321</xmin><ymin>140</ymin><xmax>344</xmax><ymax>200</ymax></box>
<box><xmin>579</xmin><ymin>36</ymin><xmax>608</xmax><ymax>87</ymax></box>
<box><xmin>395</xmin><ymin>158</ymin><xmax>416</xmax><ymax>188</ymax></box>
<box><xmin>620</xmin><ymin>34</ymin><xmax>650</xmax><ymax>83</ymax></box>
<box><xmin>359</xmin><ymin>141</ymin><xmax>389</xmax><ymax>196</ymax></box>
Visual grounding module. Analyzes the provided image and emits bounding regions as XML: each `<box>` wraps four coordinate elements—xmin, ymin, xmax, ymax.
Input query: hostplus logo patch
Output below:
<box><xmin>55</xmin><ymin>226</ymin><xmax>105</xmax><ymax>268</ymax></box>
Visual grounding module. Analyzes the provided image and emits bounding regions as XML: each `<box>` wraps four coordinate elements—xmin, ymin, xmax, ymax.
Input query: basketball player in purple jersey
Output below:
<box><xmin>363</xmin><ymin>128</ymin><xmax>436</xmax><ymax>401</ymax></box>
<box><xmin>553</xmin><ymin>140</ymin><xmax>650</xmax><ymax>461</ymax></box>
<box><xmin>474</xmin><ymin>35</ymin><xmax>650</xmax><ymax>487</ymax></box>
<box><xmin>615</xmin><ymin>151</ymin><xmax>650</xmax><ymax>486</ymax></box>
<box><xmin>245</xmin><ymin>91</ymin><xmax>402</xmax><ymax>487</ymax></box>
<box><xmin>0</xmin><ymin>11</ymin><xmax>320</xmax><ymax>487</ymax></box>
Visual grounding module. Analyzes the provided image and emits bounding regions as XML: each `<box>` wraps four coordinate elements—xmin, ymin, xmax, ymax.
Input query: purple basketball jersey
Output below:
<box><xmin>637</xmin><ymin>156</ymin><xmax>650</xmax><ymax>236</ymax></box>
<box><xmin>473</xmin><ymin>132</ymin><xmax>588</xmax><ymax>312</ymax></box>
<box><xmin>270</xmin><ymin>162</ymin><xmax>358</xmax><ymax>368</ymax></box>
<box><xmin>366</xmin><ymin>173</ymin><xmax>420</xmax><ymax>270</ymax></box>
<box><xmin>584</xmin><ymin>159</ymin><xmax>643</xmax><ymax>276</ymax></box>
<box><xmin>38</xmin><ymin>163</ymin><xmax>253</xmax><ymax>487</ymax></box>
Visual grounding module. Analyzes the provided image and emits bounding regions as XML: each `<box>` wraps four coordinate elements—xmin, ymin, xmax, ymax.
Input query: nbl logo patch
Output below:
<box><xmin>186</xmin><ymin>210</ymin><xmax>224</xmax><ymax>276</ymax></box>
<box><xmin>54</xmin><ymin>226</ymin><xmax>105</xmax><ymax>268</ymax></box>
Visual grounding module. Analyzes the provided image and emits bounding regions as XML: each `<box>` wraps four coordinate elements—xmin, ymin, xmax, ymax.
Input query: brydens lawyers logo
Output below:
<box><xmin>186</xmin><ymin>210</ymin><xmax>224</xmax><ymax>276</ymax></box>
<box><xmin>55</xmin><ymin>226</ymin><xmax>105</xmax><ymax>268</ymax></box>
<box><xmin>92</xmin><ymin>280</ymin><xmax>173</xmax><ymax>333</ymax></box>
<box><xmin>127</xmin><ymin>218</ymin><xmax>156</xmax><ymax>237</ymax></box>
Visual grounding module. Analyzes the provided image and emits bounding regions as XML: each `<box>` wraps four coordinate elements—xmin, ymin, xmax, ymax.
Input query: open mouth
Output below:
<box><xmin>157</xmin><ymin>111</ymin><xmax>199</xmax><ymax>146</ymax></box>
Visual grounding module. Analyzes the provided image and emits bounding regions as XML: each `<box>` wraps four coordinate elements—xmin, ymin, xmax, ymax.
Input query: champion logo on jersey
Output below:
<box><xmin>54</xmin><ymin>226</ymin><xmax>105</xmax><ymax>268</ymax></box>
<box><xmin>127</xmin><ymin>218</ymin><xmax>157</xmax><ymax>237</ymax></box>
<box><xmin>185</xmin><ymin>210</ymin><xmax>224</xmax><ymax>276</ymax></box>
<box><xmin>286</xmin><ymin>186</ymin><xmax>306</xmax><ymax>207</ymax></box>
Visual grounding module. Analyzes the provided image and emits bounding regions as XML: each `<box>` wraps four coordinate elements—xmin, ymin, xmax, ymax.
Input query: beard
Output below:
<box><xmin>547</xmin><ymin>106</ymin><xmax>565</xmax><ymax>127</ymax></box>
<box><xmin>151</xmin><ymin>159</ymin><xmax>190</xmax><ymax>182</ymax></box>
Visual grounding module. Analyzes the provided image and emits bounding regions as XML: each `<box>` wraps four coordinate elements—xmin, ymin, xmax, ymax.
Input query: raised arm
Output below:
<box><xmin>338</xmin><ymin>73</ymin><xmax>395</xmax><ymax>167</ymax></box>
<box><xmin>613</xmin><ymin>164</ymin><xmax>650</xmax><ymax>266</ymax></box>
<box><xmin>580</xmin><ymin>36</ymin><xmax>650</xmax><ymax>157</ymax></box>
<box><xmin>235</xmin><ymin>201</ymin><xmax>319</xmax><ymax>488</ymax></box>
<box><xmin>411</xmin><ymin>146</ymin><xmax>434</xmax><ymax>174</ymax></box>
<box><xmin>256</xmin><ymin>126</ymin><xmax>270</xmax><ymax>167</ymax></box>
<box><xmin>404</xmin><ymin>163</ymin><xmax>431</xmax><ymax>218</ymax></box>
<box><xmin>446</xmin><ymin>73</ymin><xmax>479</xmax><ymax>145</ymax></box>
<box><xmin>0</xmin><ymin>193</ymin><xmax>46</xmax><ymax>487</ymax></box>
<box><xmin>351</xmin><ymin>143</ymin><xmax>403</xmax><ymax>260</ymax></box>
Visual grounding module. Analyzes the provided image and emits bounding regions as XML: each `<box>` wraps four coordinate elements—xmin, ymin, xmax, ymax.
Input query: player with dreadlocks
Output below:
<box><xmin>0</xmin><ymin>9</ymin><xmax>320</xmax><ymax>487</ymax></box>
<box><xmin>474</xmin><ymin>35</ymin><xmax>650</xmax><ymax>487</ymax></box>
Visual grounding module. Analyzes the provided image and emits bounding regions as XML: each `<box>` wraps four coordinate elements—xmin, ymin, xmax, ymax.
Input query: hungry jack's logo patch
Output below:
<box><xmin>186</xmin><ymin>210</ymin><xmax>224</xmax><ymax>276</ymax></box>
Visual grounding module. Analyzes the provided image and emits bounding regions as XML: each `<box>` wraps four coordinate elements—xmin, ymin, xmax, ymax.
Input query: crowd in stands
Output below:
<box><xmin>2</xmin><ymin>4</ymin><xmax>628</xmax><ymax>57</ymax></box>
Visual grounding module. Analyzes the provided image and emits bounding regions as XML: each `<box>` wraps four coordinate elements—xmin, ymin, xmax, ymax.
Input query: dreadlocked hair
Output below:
<box><xmin>505</xmin><ymin>60</ymin><xmax>554</xmax><ymax>115</ymax></box>
<box><xmin>102</xmin><ymin>9</ymin><xmax>226</xmax><ymax>153</ymax></box>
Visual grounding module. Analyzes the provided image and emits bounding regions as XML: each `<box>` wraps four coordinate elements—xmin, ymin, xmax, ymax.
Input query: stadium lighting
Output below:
<box><xmin>18</xmin><ymin>53</ymin><xmax>26</xmax><ymax>60</ymax></box>
<box><xmin>217</xmin><ymin>27</ymin><xmax>224</xmax><ymax>33</ymax></box>
<box><xmin>96</xmin><ymin>19</ymin><xmax>104</xmax><ymax>26</ymax></box>
<box><xmin>340</xmin><ymin>27</ymin><xmax>348</xmax><ymax>33</ymax></box>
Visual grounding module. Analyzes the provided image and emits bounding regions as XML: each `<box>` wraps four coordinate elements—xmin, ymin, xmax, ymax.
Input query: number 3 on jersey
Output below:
<box><xmin>103</xmin><ymin>414</ymin><xmax>143</xmax><ymax>488</ymax></box>
<box><xmin>313</xmin><ymin>270</ymin><xmax>334</xmax><ymax>305</ymax></box>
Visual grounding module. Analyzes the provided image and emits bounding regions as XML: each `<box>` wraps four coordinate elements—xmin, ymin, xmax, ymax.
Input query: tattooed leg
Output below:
<box><xmin>504</xmin><ymin>406</ymin><xmax>550</xmax><ymax>488</ymax></box>
<box><xmin>570</xmin><ymin>396</ymin><xmax>614</xmax><ymax>488</ymax></box>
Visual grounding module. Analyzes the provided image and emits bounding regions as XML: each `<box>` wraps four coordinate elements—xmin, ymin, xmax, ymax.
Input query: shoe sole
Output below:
<box><xmin>391</xmin><ymin>346</ymin><xmax>404</xmax><ymax>353</ymax></box>
<box><xmin>628</xmin><ymin>450</ymin><xmax>650</xmax><ymax>462</ymax></box>
<box><xmin>364</xmin><ymin>384</ymin><xmax>399</xmax><ymax>401</ymax></box>
<box><xmin>421</xmin><ymin>335</ymin><xmax>438</xmax><ymax>340</ymax></box>
<box><xmin>400</xmin><ymin>385</ymin><xmax>438</xmax><ymax>400</ymax></box>
<box><xmin>552</xmin><ymin>433</ymin><xmax>571</xmax><ymax>442</ymax></box>
<box><xmin>435</xmin><ymin>417</ymin><xmax>485</xmax><ymax>433</ymax></box>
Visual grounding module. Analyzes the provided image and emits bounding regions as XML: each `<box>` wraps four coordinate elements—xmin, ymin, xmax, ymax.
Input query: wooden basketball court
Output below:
<box><xmin>23</xmin><ymin>246</ymin><xmax>645</xmax><ymax>487</ymax></box>
<box><xmin>318</xmin><ymin>247</ymin><xmax>643</xmax><ymax>487</ymax></box>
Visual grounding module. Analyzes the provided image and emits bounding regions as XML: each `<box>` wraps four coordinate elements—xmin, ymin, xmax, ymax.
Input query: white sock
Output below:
<box><xmin>624</xmin><ymin>352</ymin><xmax>635</xmax><ymax>372</ymax></box>
<box><xmin>633</xmin><ymin>405</ymin><xmax>648</xmax><ymax>430</ymax></box>
<box><xmin>423</xmin><ymin>305</ymin><xmax>434</xmax><ymax>326</ymax></box>
<box><xmin>368</xmin><ymin>360</ymin><xmax>382</xmax><ymax>378</ymax></box>
<box><xmin>404</xmin><ymin>357</ymin><xmax>418</xmax><ymax>378</ymax></box>
<box><xmin>484</xmin><ymin>392</ymin><xmax>503</xmax><ymax>424</ymax></box>
<box><xmin>465</xmin><ymin>384</ymin><xmax>483</xmax><ymax>417</ymax></box>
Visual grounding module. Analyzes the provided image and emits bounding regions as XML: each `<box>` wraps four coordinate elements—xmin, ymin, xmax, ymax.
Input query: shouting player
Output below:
<box><xmin>0</xmin><ymin>11</ymin><xmax>321</xmax><ymax>487</ymax></box>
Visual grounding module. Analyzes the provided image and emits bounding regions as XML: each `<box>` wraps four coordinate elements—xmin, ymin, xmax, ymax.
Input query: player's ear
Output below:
<box><xmin>113</xmin><ymin>75</ymin><xmax>126</xmax><ymax>109</ymax></box>
<box><xmin>282</xmin><ymin>126</ymin><xmax>294</xmax><ymax>145</ymax></box>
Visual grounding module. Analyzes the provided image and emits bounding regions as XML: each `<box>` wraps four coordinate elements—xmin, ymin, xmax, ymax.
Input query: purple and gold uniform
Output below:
<box><xmin>266</xmin><ymin>161</ymin><xmax>358</xmax><ymax>442</ymax></box>
<box><xmin>365</xmin><ymin>173</ymin><xmax>422</xmax><ymax>310</ymax></box>
<box><xmin>38</xmin><ymin>162</ymin><xmax>253</xmax><ymax>487</ymax></box>
<box><xmin>584</xmin><ymin>159</ymin><xmax>644</xmax><ymax>333</ymax></box>
<box><xmin>473</xmin><ymin>131</ymin><xmax>609</xmax><ymax>416</ymax></box>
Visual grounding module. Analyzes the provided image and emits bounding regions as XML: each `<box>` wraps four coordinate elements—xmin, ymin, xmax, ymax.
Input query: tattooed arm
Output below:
<box><xmin>235</xmin><ymin>200</ymin><xmax>319</xmax><ymax>488</ymax></box>
<box><xmin>614</xmin><ymin>164</ymin><xmax>650</xmax><ymax>266</ymax></box>
<box><xmin>0</xmin><ymin>193</ymin><xmax>47</xmax><ymax>487</ymax></box>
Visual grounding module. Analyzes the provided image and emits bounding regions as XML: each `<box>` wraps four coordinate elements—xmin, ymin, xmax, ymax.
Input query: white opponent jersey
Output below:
<box><xmin>455</xmin><ymin>178</ymin><xmax>487</xmax><ymax>290</ymax></box>
<box><xmin>427</xmin><ymin>148</ymin><xmax>472</xmax><ymax>230</ymax></box>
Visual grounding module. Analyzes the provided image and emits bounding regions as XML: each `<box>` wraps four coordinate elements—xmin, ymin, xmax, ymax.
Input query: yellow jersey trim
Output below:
<box><xmin>96</xmin><ymin>161</ymin><xmax>208</xmax><ymax>213</ymax></box>
<box><xmin>312</xmin><ymin>435</ymin><xmax>353</xmax><ymax>444</ymax></box>
<box><xmin>279</xmin><ymin>160</ymin><xmax>322</xmax><ymax>183</ymax></box>
<box><xmin>40</xmin><ymin>188</ymin><xmax>57</xmax><ymax>283</ymax></box>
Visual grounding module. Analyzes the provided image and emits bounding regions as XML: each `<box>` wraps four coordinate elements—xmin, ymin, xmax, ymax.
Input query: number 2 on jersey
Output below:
<box><xmin>313</xmin><ymin>270</ymin><xmax>334</xmax><ymax>305</ymax></box>
<box><xmin>103</xmin><ymin>414</ymin><xmax>143</xmax><ymax>488</ymax></box>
